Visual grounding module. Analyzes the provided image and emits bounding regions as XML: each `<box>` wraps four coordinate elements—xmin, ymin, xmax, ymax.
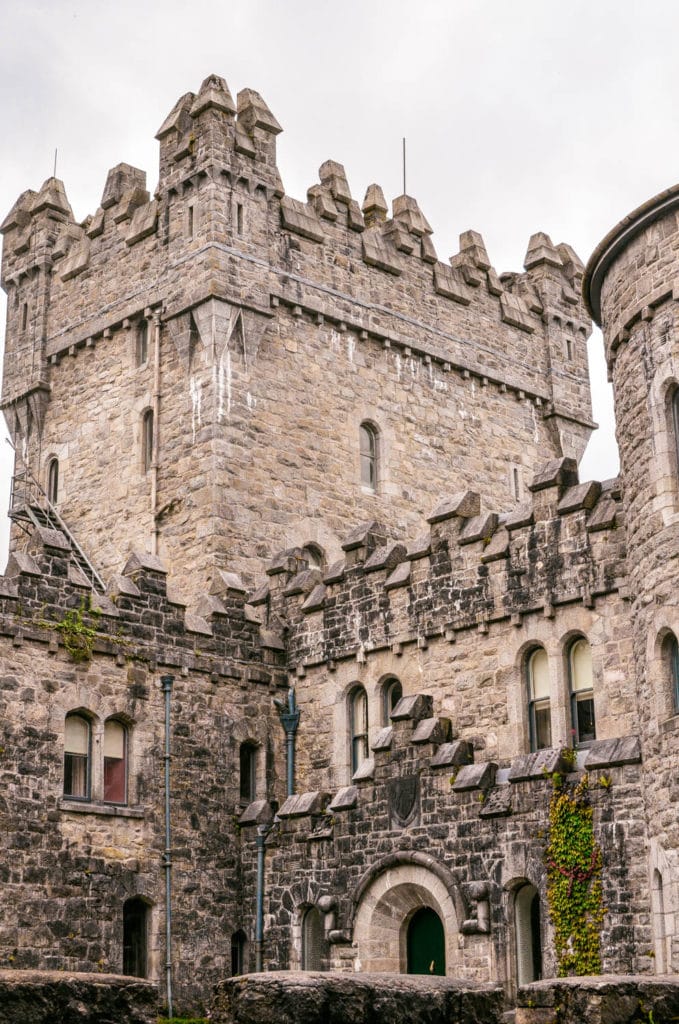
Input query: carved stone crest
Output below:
<box><xmin>388</xmin><ymin>775</ymin><xmax>420</xmax><ymax>828</ymax></box>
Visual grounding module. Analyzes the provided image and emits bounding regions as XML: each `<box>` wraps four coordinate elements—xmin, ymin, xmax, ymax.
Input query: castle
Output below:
<box><xmin>0</xmin><ymin>72</ymin><xmax>677</xmax><ymax>1016</ymax></box>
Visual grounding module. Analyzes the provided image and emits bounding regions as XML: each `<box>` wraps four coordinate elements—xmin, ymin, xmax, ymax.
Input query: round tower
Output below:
<box><xmin>585</xmin><ymin>185</ymin><xmax>679</xmax><ymax>972</ymax></box>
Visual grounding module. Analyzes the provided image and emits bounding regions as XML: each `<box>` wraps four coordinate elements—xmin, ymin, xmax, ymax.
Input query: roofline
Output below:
<box><xmin>583</xmin><ymin>182</ymin><xmax>679</xmax><ymax>326</ymax></box>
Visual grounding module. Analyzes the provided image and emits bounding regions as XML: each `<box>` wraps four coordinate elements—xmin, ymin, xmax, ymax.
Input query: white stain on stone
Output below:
<box><xmin>189</xmin><ymin>376</ymin><xmax>202</xmax><ymax>442</ymax></box>
<box><xmin>246</xmin><ymin>392</ymin><xmax>256</xmax><ymax>410</ymax></box>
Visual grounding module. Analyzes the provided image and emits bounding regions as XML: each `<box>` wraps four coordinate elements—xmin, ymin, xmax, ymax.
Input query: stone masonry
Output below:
<box><xmin>0</xmin><ymin>71</ymin><xmax>678</xmax><ymax>1018</ymax></box>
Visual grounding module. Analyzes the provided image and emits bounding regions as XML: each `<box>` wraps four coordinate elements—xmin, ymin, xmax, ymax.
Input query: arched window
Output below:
<box><xmin>359</xmin><ymin>423</ymin><xmax>378</xmax><ymax>491</ymax></box>
<box><xmin>64</xmin><ymin>714</ymin><xmax>91</xmax><ymax>800</ymax></box>
<box><xmin>104</xmin><ymin>719</ymin><xmax>128</xmax><ymax>804</ymax></box>
<box><xmin>382</xmin><ymin>676</ymin><xmax>403</xmax><ymax>724</ymax></box>
<box><xmin>142</xmin><ymin>409</ymin><xmax>154</xmax><ymax>474</ymax></box>
<box><xmin>527</xmin><ymin>648</ymin><xmax>551</xmax><ymax>752</ymax></box>
<box><xmin>514</xmin><ymin>883</ymin><xmax>542</xmax><ymax>985</ymax></box>
<box><xmin>349</xmin><ymin>686</ymin><xmax>369</xmax><ymax>775</ymax></box>
<box><xmin>302</xmin><ymin>543</ymin><xmax>325</xmax><ymax>570</ymax></box>
<box><xmin>123</xmin><ymin>897</ymin><xmax>149</xmax><ymax>977</ymax></box>
<box><xmin>231</xmin><ymin>929</ymin><xmax>248</xmax><ymax>976</ymax></box>
<box><xmin>239</xmin><ymin>742</ymin><xmax>257</xmax><ymax>803</ymax></box>
<box><xmin>665</xmin><ymin>632</ymin><xmax>679</xmax><ymax>714</ymax></box>
<box><xmin>136</xmin><ymin>320</ymin><xmax>149</xmax><ymax>366</ymax></box>
<box><xmin>569</xmin><ymin>638</ymin><xmax>596</xmax><ymax>745</ymax></box>
<box><xmin>301</xmin><ymin>906</ymin><xmax>324</xmax><ymax>971</ymax></box>
<box><xmin>47</xmin><ymin>457</ymin><xmax>59</xmax><ymax>505</ymax></box>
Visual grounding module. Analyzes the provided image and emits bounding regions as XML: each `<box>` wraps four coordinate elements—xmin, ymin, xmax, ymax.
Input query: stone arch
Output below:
<box><xmin>350</xmin><ymin>854</ymin><xmax>462</xmax><ymax>975</ymax></box>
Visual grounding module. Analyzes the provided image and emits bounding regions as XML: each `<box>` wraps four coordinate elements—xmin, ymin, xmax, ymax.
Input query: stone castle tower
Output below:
<box><xmin>2</xmin><ymin>73</ymin><xmax>679</xmax><ymax>1022</ymax></box>
<box><xmin>0</xmin><ymin>72</ymin><xmax>593</xmax><ymax>606</ymax></box>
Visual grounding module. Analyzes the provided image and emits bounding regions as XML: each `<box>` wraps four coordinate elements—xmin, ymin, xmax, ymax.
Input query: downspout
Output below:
<box><xmin>161</xmin><ymin>674</ymin><xmax>174</xmax><ymax>1017</ymax></box>
<box><xmin>150</xmin><ymin>310</ymin><xmax>161</xmax><ymax>555</ymax></box>
<box><xmin>254</xmin><ymin>822</ymin><xmax>271</xmax><ymax>972</ymax></box>
<box><xmin>275</xmin><ymin>687</ymin><xmax>301</xmax><ymax>798</ymax></box>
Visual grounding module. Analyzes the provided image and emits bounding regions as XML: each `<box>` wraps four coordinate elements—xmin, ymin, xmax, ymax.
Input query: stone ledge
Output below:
<box><xmin>58</xmin><ymin>799</ymin><xmax>145</xmax><ymax>819</ymax></box>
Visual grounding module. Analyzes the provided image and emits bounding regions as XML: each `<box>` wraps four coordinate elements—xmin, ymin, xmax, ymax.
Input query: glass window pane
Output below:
<box><xmin>65</xmin><ymin>716</ymin><xmax>89</xmax><ymax>754</ymax></box>
<box><xmin>529</xmin><ymin>649</ymin><xmax>549</xmax><ymax>699</ymax></box>
<box><xmin>64</xmin><ymin>753</ymin><xmax>88</xmax><ymax>798</ymax></box>
<box><xmin>576</xmin><ymin>695</ymin><xmax>596</xmax><ymax>744</ymax></box>
<box><xmin>534</xmin><ymin>702</ymin><xmax>552</xmax><ymax>750</ymax></box>
<box><xmin>104</xmin><ymin>720</ymin><xmax>125</xmax><ymax>758</ymax></box>
<box><xmin>570</xmin><ymin>639</ymin><xmax>593</xmax><ymax>693</ymax></box>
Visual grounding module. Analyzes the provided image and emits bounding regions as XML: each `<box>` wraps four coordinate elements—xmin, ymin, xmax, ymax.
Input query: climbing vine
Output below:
<box><xmin>545</xmin><ymin>771</ymin><xmax>604</xmax><ymax>976</ymax></box>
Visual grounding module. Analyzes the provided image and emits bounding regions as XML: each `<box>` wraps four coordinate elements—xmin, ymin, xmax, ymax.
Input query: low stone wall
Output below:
<box><xmin>516</xmin><ymin>975</ymin><xmax>679</xmax><ymax>1023</ymax></box>
<box><xmin>211</xmin><ymin>971</ymin><xmax>504</xmax><ymax>1024</ymax></box>
<box><xmin>0</xmin><ymin>969</ymin><xmax>157</xmax><ymax>1024</ymax></box>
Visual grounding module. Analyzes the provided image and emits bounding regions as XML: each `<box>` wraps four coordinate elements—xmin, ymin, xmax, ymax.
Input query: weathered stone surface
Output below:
<box><xmin>211</xmin><ymin>972</ymin><xmax>504</xmax><ymax>1024</ymax></box>
<box><xmin>517</xmin><ymin>976</ymin><xmax>679</xmax><ymax>1024</ymax></box>
<box><xmin>0</xmin><ymin>970</ymin><xmax>156</xmax><ymax>1024</ymax></box>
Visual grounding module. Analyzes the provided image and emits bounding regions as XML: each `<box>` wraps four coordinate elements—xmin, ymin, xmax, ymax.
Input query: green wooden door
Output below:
<box><xmin>406</xmin><ymin>907</ymin><xmax>445</xmax><ymax>976</ymax></box>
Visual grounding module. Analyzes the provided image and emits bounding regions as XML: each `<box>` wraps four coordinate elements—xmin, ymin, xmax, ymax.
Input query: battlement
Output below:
<box><xmin>0</xmin><ymin>525</ymin><xmax>286</xmax><ymax>689</ymax></box>
<box><xmin>255</xmin><ymin>456</ymin><xmax>625</xmax><ymax>673</ymax></box>
<box><xmin>1</xmin><ymin>74</ymin><xmax>593</xmax><ymax>447</ymax></box>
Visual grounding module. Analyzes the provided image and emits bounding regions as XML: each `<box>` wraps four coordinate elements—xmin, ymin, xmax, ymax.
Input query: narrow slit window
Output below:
<box><xmin>21</xmin><ymin>303</ymin><xmax>28</xmax><ymax>333</ymax></box>
<box><xmin>349</xmin><ymin>686</ymin><xmax>369</xmax><ymax>775</ymax></box>
<box><xmin>104</xmin><ymin>720</ymin><xmax>128</xmax><ymax>804</ymax></box>
<box><xmin>136</xmin><ymin>320</ymin><xmax>149</xmax><ymax>366</ymax></box>
<box><xmin>527</xmin><ymin>648</ymin><xmax>551</xmax><ymax>752</ymax></box>
<box><xmin>123</xmin><ymin>898</ymin><xmax>148</xmax><ymax>977</ymax></box>
<box><xmin>239</xmin><ymin>742</ymin><xmax>257</xmax><ymax>803</ymax></box>
<box><xmin>359</xmin><ymin>423</ymin><xmax>378</xmax><ymax>491</ymax></box>
<box><xmin>47</xmin><ymin>457</ymin><xmax>59</xmax><ymax>504</ymax></box>
<box><xmin>569</xmin><ymin>638</ymin><xmax>596</xmax><ymax>745</ymax></box>
<box><xmin>64</xmin><ymin>714</ymin><xmax>91</xmax><ymax>800</ymax></box>
<box><xmin>237</xmin><ymin>203</ymin><xmax>244</xmax><ymax>236</ymax></box>
<box><xmin>142</xmin><ymin>410</ymin><xmax>154</xmax><ymax>474</ymax></box>
<box><xmin>187</xmin><ymin>205</ymin><xmax>194</xmax><ymax>238</ymax></box>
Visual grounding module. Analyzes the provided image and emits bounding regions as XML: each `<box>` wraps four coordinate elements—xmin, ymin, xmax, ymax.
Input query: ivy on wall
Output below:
<box><xmin>545</xmin><ymin>772</ymin><xmax>604</xmax><ymax>976</ymax></box>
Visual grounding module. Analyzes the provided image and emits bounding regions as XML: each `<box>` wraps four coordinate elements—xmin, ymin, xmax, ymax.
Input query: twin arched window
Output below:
<box><xmin>359</xmin><ymin>423</ymin><xmax>378</xmax><ymax>491</ymax></box>
<box><xmin>526</xmin><ymin>638</ymin><xmax>596</xmax><ymax>752</ymax></box>
<box><xmin>64</xmin><ymin>713</ymin><xmax>128</xmax><ymax>805</ymax></box>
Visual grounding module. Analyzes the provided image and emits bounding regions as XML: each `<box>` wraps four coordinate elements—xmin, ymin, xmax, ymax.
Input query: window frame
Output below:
<box><xmin>526</xmin><ymin>647</ymin><xmax>551</xmax><ymax>753</ymax></box>
<box><xmin>382</xmin><ymin>676</ymin><xmax>403</xmax><ymax>725</ymax></box>
<box><xmin>665</xmin><ymin>632</ymin><xmax>679</xmax><ymax>715</ymax></box>
<box><xmin>239</xmin><ymin>741</ymin><xmax>258</xmax><ymax>804</ymax></box>
<box><xmin>136</xmin><ymin>319</ymin><xmax>149</xmax><ymax>367</ymax></box>
<box><xmin>63</xmin><ymin>713</ymin><xmax>92</xmax><ymax>802</ymax></box>
<box><xmin>349</xmin><ymin>685</ymin><xmax>369</xmax><ymax>776</ymax></box>
<box><xmin>359</xmin><ymin>422</ymin><xmax>378</xmax><ymax>492</ymax></box>
<box><xmin>142</xmin><ymin>409</ymin><xmax>154</xmax><ymax>475</ymax></box>
<box><xmin>47</xmin><ymin>457</ymin><xmax>59</xmax><ymax>505</ymax></box>
<box><xmin>103</xmin><ymin>718</ymin><xmax>128</xmax><ymax>805</ymax></box>
<box><xmin>568</xmin><ymin>637</ymin><xmax>596</xmax><ymax>746</ymax></box>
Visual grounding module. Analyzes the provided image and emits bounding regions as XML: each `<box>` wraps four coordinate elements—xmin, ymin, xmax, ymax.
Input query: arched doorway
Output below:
<box><xmin>123</xmin><ymin>897</ymin><xmax>149</xmax><ymax>977</ymax></box>
<box><xmin>514</xmin><ymin>884</ymin><xmax>542</xmax><ymax>985</ymax></box>
<box><xmin>351</xmin><ymin>861</ymin><xmax>461</xmax><ymax>975</ymax></box>
<box><xmin>406</xmin><ymin>906</ymin><xmax>445</xmax><ymax>975</ymax></box>
<box><xmin>301</xmin><ymin>906</ymin><xmax>325</xmax><ymax>970</ymax></box>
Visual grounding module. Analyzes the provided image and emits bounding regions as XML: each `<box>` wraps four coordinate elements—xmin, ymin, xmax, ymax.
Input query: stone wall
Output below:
<box><xmin>0</xmin><ymin>527</ymin><xmax>287</xmax><ymax>1011</ymax></box>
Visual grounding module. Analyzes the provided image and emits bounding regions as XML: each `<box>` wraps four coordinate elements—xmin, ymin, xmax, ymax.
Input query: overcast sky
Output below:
<box><xmin>0</xmin><ymin>0</ymin><xmax>675</xmax><ymax>564</ymax></box>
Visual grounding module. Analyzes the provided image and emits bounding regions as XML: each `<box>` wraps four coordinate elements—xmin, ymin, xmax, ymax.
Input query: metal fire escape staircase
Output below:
<box><xmin>9</xmin><ymin>465</ymin><xmax>106</xmax><ymax>594</ymax></box>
